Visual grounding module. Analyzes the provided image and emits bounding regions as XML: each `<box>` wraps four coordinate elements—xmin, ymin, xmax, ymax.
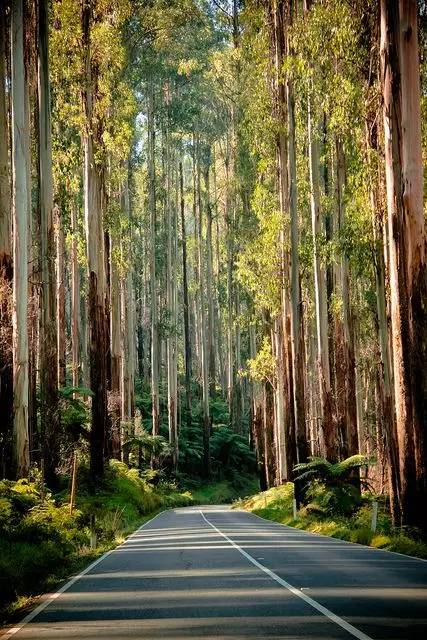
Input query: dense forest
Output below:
<box><xmin>0</xmin><ymin>0</ymin><xmax>426</xmax><ymax>545</ymax></box>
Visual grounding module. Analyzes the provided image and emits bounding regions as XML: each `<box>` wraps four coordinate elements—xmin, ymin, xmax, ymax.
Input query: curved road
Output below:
<box><xmin>3</xmin><ymin>506</ymin><xmax>427</xmax><ymax>639</ymax></box>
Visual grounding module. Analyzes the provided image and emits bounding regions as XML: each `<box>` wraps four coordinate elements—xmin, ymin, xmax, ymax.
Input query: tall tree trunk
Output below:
<box><xmin>11</xmin><ymin>0</ymin><xmax>30</xmax><ymax>478</ymax></box>
<box><xmin>195</xmin><ymin>136</ymin><xmax>210</xmax><ymax>478</ymax></box>
<box><xmin>263</xmin><ymin>380</ymin><xmax>276</xmax><ymax>488</ymax></box>
<box><xmin>56</xmin><ymin>206</ymin><xmax>66</xmax><ymax>387</ymax></box>
<box><xmin>0</xmin><ymin>2</ymin><xmax>13</xmax><ymax>477</ymax></box>
<box><xmin>179</xmin><ymin>160</ymin><xmax>192</xmax><ymax>428</ymax></box>
<box><xmin>307</xmin><ymin>88</ymin><xmax>335</xmax><ymax>461</ymax></box>
<box><xmin>249</xmin><ymin>324</ymin><xmax>266</xmax><ymax>488</ymax></box>
<box><xmin>120</xmin><ymin>171</ymin><xmax>136</xmax><ymax>453</ymax></box>
<box><xmin>71</xmin><ymin>199</ymin><xmax>80</xmax><ymax>390</ymax></box>
<box><xmin>204</xmin><ymin>156</ymin><xmax>216</xmax><ymax>395</ymax></box>
<box><xmin>26</xmin><ymin>0</ymin><xmax>38</xmax><ymax>459</ymax></box>
<box><xmin>38</xmin><ymin>0</ymin><xmax>59</xmax><ymax>485</ymax></box>
<box><xmin>81</xmin><ymin>294</ymin><xmax>90</xmax><ymax>390</ymax></box>
<box><xmin>212</xmin><ymin>155</ymin><xmax>225</xmax><ymax>394</ymax></box>
<box><xmin>286</xmin><ymin>1</ymin><xmax>307</xmax><ymax>466</ymax></box>
<box><xmin>273</xmin><ymin>316</ymin><xmax>288</xmax><ymax>482</ymax></box>
<box><xmin>110</xmin><ymin>226</ymin><xmax>121</xmax><ymax>460</ymax></box>
<box><xmin>165</xmin><ymin>114</ymin><xmax>178</xmax><ymax>470</ymax></box>
<box><xmin>233</xmin><ymin>288</ymin><xmax>243</xmax><ymax>432</ymax></box>
<box><xmin>335</xmin><ymin>139</ymin><xmax>358</xmax><ymax>458</ymax></box>
<box><xmin>266</xmin><ymin>0</ymin><xmax>294</xmax><ymax>481</ymax></box>
<box><xmin>82</xmin><ymin>2</ymin><xmax>107</xmax><ymax>479</ymax></box>
<box><xmin>365</xmin><ymin>113</ymin><xmax>400</xmax><ymax>522</ymax></box>
<box><xmin>225</xmin><ymin>138</ymin><xmax>234</xmax><ymax>424</ymax></box>
<box><xmin>380</xmin><ymin>0</ymin><xmax>427</xmax><ymax>529</ymax></box>
<box><xmin>148</xmin><ymin>82</ymin><xmax>159</xmax><ymax>438</ymax></box>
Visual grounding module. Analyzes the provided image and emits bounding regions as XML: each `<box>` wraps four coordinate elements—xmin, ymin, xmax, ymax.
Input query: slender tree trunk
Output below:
<box><xmin>225</xmin><ymin>138</ymin><xmax>234</xmax><ymax>423</ymax></box>
<box><xmin>266</xmin><ymin>0</ymin><xmax>295</xmax><ymax>481</ymax></box>
<box><xmin>148</xmin><ymin>82</ymin><xmax>159</xmax><ymax>438</ymax></box>
<box><xmin>233</xmin><ymin>288</ymin><xmax>243</xmax><ymax>432</ymax></box>
<box><xmin>0</xmin><ymin>2</ymin><xmax>13</xmax><ymax>477</ymax></box>
<box><xmin>38</xmin><ymin>0</ymin><xmax>59</xmax><ymax>484</ymax></box>
<box><xmin>273</xmin><ymin>316</ymin><xmax>288</xmax><ymax>482</ymax></box>
<box><xmin>286</xmin><ymin>3</ymin><xmax>307</xmax><ymax>466</ymax></box>
<box><xmin>25</xmin><ymin>0</ymin><xmax>38</xmax><ymax>459</ymax></box>
<box><xmin>110</xmin><ymin>226</ymin><xmax>122</xmax><ymax>460</ymax></box>
<box><xmin>179</xmin><ymin>160</ymin><xmax>192</xmax><ymax>427</ymax></box>
<box><xmin>249</xmin><ymin>324</ymin><xmax>265</xmax><ymax>488</ymax></box>
<box><xmin>56</xmin><ymin>206</ymin><xmax>66</xmax><ymax>387</ymax></box>
<box><xmin>283</xmin><ymin>298</ymin><xmax>297</xmax><ymax>474</ymax></box>
<box><xmin>165</xmin><ymin>114</ymin><xmax>178</xmax><ymax>470</ymax></box>
<box><xmin>211</xmin><ymin>151</ymin><xmax>224</xmax><ymax>392</ymax></box>
<box><xmin>335</xmin><ymin>139</ymin><xmax>358</xmax><ymax>458</ymax></box>
<box><xmin>81</xmin><ymin>294</ymin><xmax>90</xmax><ymax>390</ymax></box>
<box><xmin>120</xmin><ymin>172</ymin><xmax>136</xmax><ymax>454</ymax></box>
<box><xmin>307</xmin><ymin>89</ymin><xmax>335</xmax><ymax>461</ymax></box>
<box><xmin>71</xmin><ymin>199</ymin><xmax>80</xmax><ymax>390</ymax></box>
<box><xmin>195</xmin><ymin>136</ymin><xmax>210</xmax><ymax>478</ymax></box>
<box><xmin>11</xmin><ymin>0</ymin><xmax>30</xmax><ymax>478</ymax></box>
<box><xmin>263</xmin><ymin>380</ymin><xmax>275</xmax><ymax>488</ymax></box>
<box><xmin>204</xmin><ymin>157</ymin><xmax>216</xmax><ymax>396</ymax></box>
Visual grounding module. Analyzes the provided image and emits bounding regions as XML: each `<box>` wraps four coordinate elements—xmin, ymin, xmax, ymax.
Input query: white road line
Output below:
<box><xmin>1</xmin><ymin>510</ymin><xmax>168</xmax><ymax>640</ymax></box>
<box><xmin>200</xmin><ymin>510</ymin><xmax>374</xmax><ymax>640</ymax></box>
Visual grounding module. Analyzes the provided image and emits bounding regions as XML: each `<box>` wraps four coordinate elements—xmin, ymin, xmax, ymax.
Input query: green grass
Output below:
<box><xmin>235</xmin><ymin>483</ymin><xmax>427</xmax><ymax>561</ymax></box>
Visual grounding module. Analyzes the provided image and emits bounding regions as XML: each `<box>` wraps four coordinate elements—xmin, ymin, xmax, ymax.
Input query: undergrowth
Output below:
<box><xmin>0</xmin><ymin>460</ymin><xmax>256</xmax><ymax>622</ymax></box>
<box><xmin>184</xmin><ymin>473</ymin><xmax>259</xmax><ymax>505</ymax></box>
<box><xmin>235</xmin><ymin>483</ymin><xmax>427</xmax><ymax>561</ymax></box>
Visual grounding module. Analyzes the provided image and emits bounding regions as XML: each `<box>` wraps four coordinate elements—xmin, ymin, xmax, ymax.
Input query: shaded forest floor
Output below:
<box><xmin>0</xmin><ymin>462</ymin><xmax>257</xmax><ymax>625</ymax></box>
<box><xmin>236</xmin><ymin>484</ymin><xmax>427</xmax><ymax>561</ymax></box>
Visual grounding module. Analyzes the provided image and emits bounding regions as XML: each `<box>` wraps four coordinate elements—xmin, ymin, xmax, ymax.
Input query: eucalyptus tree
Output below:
<box><xmin>0</xmin><ymin>0</ymin><xmax>13</xmax><ymax>475</ymax></box>
<box><xmin>11</xmin><ymin>0</ymin><xmax>30</xmax><ymax>478</ymax></box>
<box><xmin>38</xmin><ymin>0</ymin><xmax>59</xmax><ymax>484</ymax></box>
<box><xmin>380</xmin><ymin>0</ymin><xmax>427</xmax><ymax>529</ymax></box>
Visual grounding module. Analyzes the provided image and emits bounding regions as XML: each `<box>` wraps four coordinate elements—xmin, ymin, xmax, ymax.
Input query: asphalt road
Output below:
<box><xmin>3</xmin><ymin>506</ymin><xmax>427</xmax><ymax>640</ymax></box>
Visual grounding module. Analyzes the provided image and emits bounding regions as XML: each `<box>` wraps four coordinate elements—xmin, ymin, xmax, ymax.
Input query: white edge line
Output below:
<box><xmin>1</xmin><ymin>509</ymin><xmax>169</xmax><ymax>640</ymax></box>
<box><xmin>238</xmin><ymin>508</ymin><xmax>427</xmax><ymax>564</ymax></box>
<box><xmin>200</xmin><ymin>509</ymin><xmax>374</xmax><ymax>640</ymax></box>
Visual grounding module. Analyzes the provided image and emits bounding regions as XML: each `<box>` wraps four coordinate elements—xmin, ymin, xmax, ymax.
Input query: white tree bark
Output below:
<box><xmin>11</xmin><ymin>0</ymin><xmax>29</xmax><ymax>478</ymax></box>
<box><xmin>148</xmin><ymin>83</ymin><xmax>159</xmax><ymax>437</ymax></box>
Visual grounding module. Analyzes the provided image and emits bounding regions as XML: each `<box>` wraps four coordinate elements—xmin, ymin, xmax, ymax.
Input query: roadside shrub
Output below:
<box><xmin>294</xmin><ymin>456</ymin><xmax>373</xmax><ymax>516</ymax></box>
<box><xmin>350</xmin><ymin>527</ymin><xmax>374</xmax><ymax>546</ymax></box>
<box><xmin>371</xmin><ymin>534</ymin><xmax>391</xmax><ymax>549</ymax></box>
<box><xmin>304</xmin><ymin>479</ymin><xmax>362</xmax><ymax>516</ymax></box>
<box><xmin>352</xmin><ymin>502</ymin><xmax>392</xmax><ymax>535</ymax></box>
<box><xmin>387</xmin><ymin>536</ymin><xmax>427</xmax><ymax>559</ymax></box>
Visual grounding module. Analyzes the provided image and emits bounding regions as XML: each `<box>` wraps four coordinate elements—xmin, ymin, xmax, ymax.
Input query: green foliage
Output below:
<box><xmin>0</xmin><ymin>461</ymin><xmax>193</xmax><ymax>612</ymax></box>
<box><xmin>210</xmin><ymin>427</ymin><xmax>255</xmax><ymax>477</ymax></box>
<box><xmin>247</xmin><ymin>336</ymin><xmax>276</xmax><ymax>385</ymax></box>
<box><xmin>58</xmin><ymin>387</ymin><xmax>91</xmax><ymax>444</ymax></box>
<box><xmin>0</xmin><ymin>478</ymin><xmax>86</xmax><ymax>608</ymax></box>
<box><xmin>294</xmin><ymin>455</ymin><xmax>372</xmax><ymax>516</ymax></box>
<box><xmin>184</xmin><ymin>475</ymin><xmax>259</xmax><ymax>505</ymax></box>
<box><xmin>237</xmin><ymin>484</ymin><xmax>427</xmax><ymax>561</ymax></box>
<box><xmin>294</xmin><ymin>453</ymin><xmax>371</xmax><ymax>481</ymax></box>
<box><xmin>123</xmin><ymin>431</ymin><xmax>171</xmax><ymax>468</ymax></box>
